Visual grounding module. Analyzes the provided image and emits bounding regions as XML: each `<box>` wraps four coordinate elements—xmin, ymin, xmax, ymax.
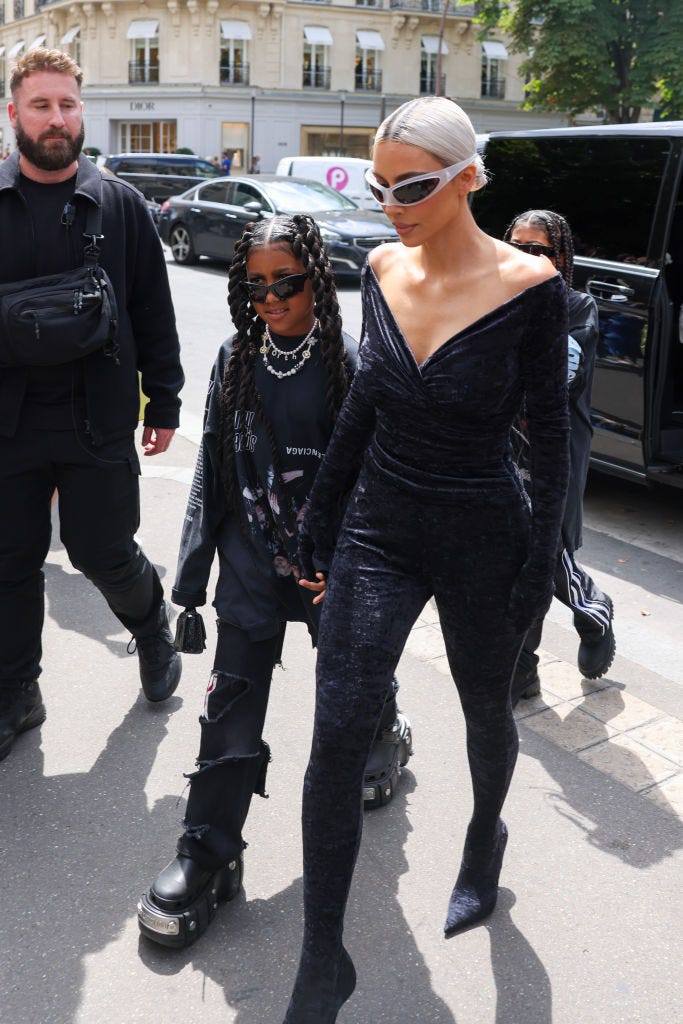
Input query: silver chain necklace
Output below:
<box><xmin>259</xmin><ymin>319</ymin><xmax>320</xmax><ymax>379</ymax></box>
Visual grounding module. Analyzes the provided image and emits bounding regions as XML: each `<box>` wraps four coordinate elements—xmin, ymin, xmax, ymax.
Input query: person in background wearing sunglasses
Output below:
<box><xmin>282</xmin><ymin>97</ymin><xmax>570</xmax><ymax>1023</ymax></box>
<box><xmin>504</xmin><ymin>210</ymin><xmax>615</xmax><ymax>703</ymax></box>
<box><xmin>137</xmin><ymin>214</ymin><xmax>412</xmax><ymax>949</ymax></box>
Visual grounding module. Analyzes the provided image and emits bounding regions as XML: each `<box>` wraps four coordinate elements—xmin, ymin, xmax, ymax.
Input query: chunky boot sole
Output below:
<box><xmin>363</xmin><ymin>712</ymin><xmax>413</xmax><ymax>810</ymax></box>
<box><xmin>0</xmin><ymin>700</ymin><xmax>47</xmax><ymax>762</ymax></box>
<box><xmin>578</xmin><ymin>600</ymin><xmax>616</xmax><ymax>679</ymax></box>
<box><xmin>138</xmin><ymin>855</ymin><xmax>243</xmax><ymax>948</ymax></box>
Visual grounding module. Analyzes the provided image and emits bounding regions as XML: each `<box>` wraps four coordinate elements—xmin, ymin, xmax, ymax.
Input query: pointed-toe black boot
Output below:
<box><xmin>444</xmin><ymin>819</ymin><xmax>508</xmax><ymax>936</ymax></box>
<box><xmin>128</xmin><ymin>602</ymin><xmax>182</xmax><ymax>702</ymax></box>
<box><xmin>138</xmin><ymin>852</ymin><xmax>243</xmax><ymax>948</ymax></box>
<box><xmin>283</xmin><ymin>947</ymin><xmax>356</xmax><ymax>1024</ymax></box>
<box><xmin>0</xmin><ymin>679</ymin><xmax>46</xmax><ymax>762</ymax></box>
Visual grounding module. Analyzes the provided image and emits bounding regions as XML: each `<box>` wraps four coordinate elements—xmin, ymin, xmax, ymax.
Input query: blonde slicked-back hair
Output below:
<box><xmin>10</xmin><ymin>48</ymin><xmax>83</xmax><ymax>96</ymax></box>
<box><xmin>374</xmin><ymin>96</ymin><xmax>487</xmax><ymax>191</ymax></box>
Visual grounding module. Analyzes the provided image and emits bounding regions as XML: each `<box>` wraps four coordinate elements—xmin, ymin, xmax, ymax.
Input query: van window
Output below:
<box><xmin>474</xmin><ymin>137</ymin><xmax>671</xmax><ymax>265</ymax></box>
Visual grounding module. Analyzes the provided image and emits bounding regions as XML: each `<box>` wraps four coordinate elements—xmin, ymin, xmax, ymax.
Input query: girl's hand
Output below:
<box><xmin>299</xmin><ymin>572</ymin><xmax>327</xmax><ymax>604</ymax></box>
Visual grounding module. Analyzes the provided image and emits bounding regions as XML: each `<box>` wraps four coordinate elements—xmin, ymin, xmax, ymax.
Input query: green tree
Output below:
<box><xmin>471</xmin><ymin>0</ymin><xmax>683</xmax><ymax>123</ymax></box>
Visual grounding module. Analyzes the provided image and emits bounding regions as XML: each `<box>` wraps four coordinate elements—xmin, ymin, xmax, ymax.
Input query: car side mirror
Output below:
<box><xmin>243</xmin><ymin>200</ymin><xmax>263</xmax><ymax>213</ymax></box>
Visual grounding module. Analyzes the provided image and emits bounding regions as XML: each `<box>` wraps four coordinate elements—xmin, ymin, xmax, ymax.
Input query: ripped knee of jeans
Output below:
<box><xmin>200</xmin><ymin>670</ymin><xmax>250</xmax><ymax>723</ymax></box>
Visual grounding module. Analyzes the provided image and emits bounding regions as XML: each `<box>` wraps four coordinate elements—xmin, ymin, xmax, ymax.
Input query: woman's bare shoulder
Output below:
<box><xmin>494</xmin><ymin>237</ymin><xmax>557</xmax><ymax>292</ymax></box>
<box><xmin>368</xmin><ymin>241</ymin><xmax>404</xmax><ymax>279</ymax></box>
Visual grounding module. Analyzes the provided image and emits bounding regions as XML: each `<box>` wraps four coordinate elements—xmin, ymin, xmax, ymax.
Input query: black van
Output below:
<box><xmin>473</xmin><ymin>123</ymin><xmax>683</xmax><ymax>490</ymax></box>
<box><xmin>103</xmin><ymin>153</ymin><xmax>224</xmax><ymax>203</ymax></box>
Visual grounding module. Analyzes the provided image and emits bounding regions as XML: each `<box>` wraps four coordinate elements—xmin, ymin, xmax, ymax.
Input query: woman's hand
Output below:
<box><xmin>299</xmin><ymin>572</ymin><xmax>327</xmax><ymax>604</ymax></box>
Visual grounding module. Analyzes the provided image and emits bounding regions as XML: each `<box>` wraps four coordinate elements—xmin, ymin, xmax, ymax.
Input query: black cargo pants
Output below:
<box><xmin>0</xmin><ymin>425</ymin><xmax>162</xmax><ymax>684</ymax></box>
<box><xmin>176</xmin><ymin>576</ymin><xmax>398</xmax><ymax>871</ymax></box>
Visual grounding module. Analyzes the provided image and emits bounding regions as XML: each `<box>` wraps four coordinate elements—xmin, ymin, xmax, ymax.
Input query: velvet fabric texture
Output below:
<box><xmin>284</xmin><ymin>268</ymin><xmax>570</xmax><ymax>1021</ymax></box>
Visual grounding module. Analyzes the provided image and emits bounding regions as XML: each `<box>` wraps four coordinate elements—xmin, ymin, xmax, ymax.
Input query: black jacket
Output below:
<box><xmin>0</xmin><ymin>153</ymin><xmax>183</xmax><ymax>443</ymax></box>
<box><xmin>172</xmin><ymin>332</ymin><xmax>358</xmax><ymax>638</ymax></box>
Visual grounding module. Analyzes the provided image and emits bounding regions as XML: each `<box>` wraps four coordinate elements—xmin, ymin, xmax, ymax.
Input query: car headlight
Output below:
<box><xmin>318</xmin><ymin>226</ymin><xmax>343</xmax><ymax>242</ymax></box>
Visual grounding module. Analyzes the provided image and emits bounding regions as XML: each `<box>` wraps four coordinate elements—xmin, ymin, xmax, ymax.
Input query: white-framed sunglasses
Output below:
<box><xmin>365</xmin><ymin>153</ymin><xmax>477</xmax><ymax>207</ymax></box>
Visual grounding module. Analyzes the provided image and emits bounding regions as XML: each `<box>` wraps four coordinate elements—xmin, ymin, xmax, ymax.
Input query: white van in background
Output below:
<box><xmin>275</xmin><ymin>156</ymin><xmax>378</xmax><ymax>209</ymax></box>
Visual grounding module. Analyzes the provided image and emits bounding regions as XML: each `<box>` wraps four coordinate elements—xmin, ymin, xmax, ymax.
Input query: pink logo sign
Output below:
<box><xmin>326</xmin><ymin>166</ymin><xmax>349</xmax><ymax>191</ymax></box>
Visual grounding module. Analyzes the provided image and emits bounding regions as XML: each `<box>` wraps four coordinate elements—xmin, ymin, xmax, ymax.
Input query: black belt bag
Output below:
<box><xmin>0</xmin><ymin>181</ymin><xmax>119</xmax><ymax>368</ymax></box>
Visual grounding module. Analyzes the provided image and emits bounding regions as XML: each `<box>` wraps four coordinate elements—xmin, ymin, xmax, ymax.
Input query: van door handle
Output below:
<box><xmin>587</xmin><ymin>279</ymin><xmax>635</xmax><ymax>301</ymax></box>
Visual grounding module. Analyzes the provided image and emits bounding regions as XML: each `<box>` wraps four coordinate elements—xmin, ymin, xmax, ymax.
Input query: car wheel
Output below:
<box><xmin>169</xmin><ymin>224</ymin><xmax>198</xmax><ymax>265</ymax></box>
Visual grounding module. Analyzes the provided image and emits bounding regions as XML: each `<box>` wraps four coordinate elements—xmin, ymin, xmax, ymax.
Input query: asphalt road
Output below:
<box><xmin>0</xmin><ymin>251</ymin><xmax>680</xmax><ymax>1024</ymax></box>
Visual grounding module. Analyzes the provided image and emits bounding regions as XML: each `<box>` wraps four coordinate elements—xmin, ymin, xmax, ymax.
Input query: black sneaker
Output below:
<box><xmin>128</xmin><ymin>603</ymin><xmax>182</xmax><ymax>702</ymax></box>
<box><xmin>0</xmin><ymin>679</ymin><xmax>46</xmax><ymax>762</ymax></box>
<box><xmin>578</xmin><ymin>602</ymin><xmax>616</xmax><ymax>679</ymax></box>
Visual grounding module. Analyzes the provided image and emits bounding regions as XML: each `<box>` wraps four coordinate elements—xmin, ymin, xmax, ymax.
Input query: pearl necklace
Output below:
<box><xmin>259</xmin><ymin>319</ymin><xmax>319</xmax><ymax>379</ymax></box>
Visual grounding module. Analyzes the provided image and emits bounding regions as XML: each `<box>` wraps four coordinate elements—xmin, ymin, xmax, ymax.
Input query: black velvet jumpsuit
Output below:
<box><xmin>284</xmin><ymin>267</ymin><xmax>570</xmax><ymax>1021</ymax></box>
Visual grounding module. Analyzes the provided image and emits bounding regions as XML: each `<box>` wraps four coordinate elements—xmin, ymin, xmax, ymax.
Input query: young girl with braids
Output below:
<box><xmin>137</xmin><ymin>213</ymin><xmax>411</xmax><ymax>949</ymax></box>
<box><xmin>282</xmin><ymin>98</ymin><xmax>569</xmax><ymax>1023</ymax></box>
<box><xmin>505</xmin><ymin>209</ymin><xmax>615</xmax><ymax>703</ymax></box>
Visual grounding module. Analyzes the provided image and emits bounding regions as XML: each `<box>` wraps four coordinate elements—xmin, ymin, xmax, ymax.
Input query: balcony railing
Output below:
<box><xmin>220</xmin><ymin>63</ymin><xmax>250</xmax><ymax>86</ymax></box>
<box><xmin>481</xmin><ymin>77</ymin><xmax>506</xmax><ymax>99</ymax></box>
<box><xmin>128</xmin><ymin>62</ymin><xmax>160</xmax><ymax>85</ymax></box>
<box><xmin>355</xmin><ymin>70</ymin><xmax>382</xmax><ymax>93</ymax></box>
<box><xmin>390</xmin><ymin>0</ymin><xmax>476</xmax><ymax>12</ymax></box>
<box><xmin>420</xmin><ymin>72</ymin><xmax>446</xmax><ymax>96</ymax></box>
<box><xmin>302</xmin><ymin>66</ymin><xmax>331</xmax><ymax>90</ymax></box>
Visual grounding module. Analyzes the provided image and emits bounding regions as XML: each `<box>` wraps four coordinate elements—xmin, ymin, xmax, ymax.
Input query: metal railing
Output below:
<box><xmin>219</xmin><ymin>63</ymin><xmax>250</xmax><ymax>86</ymax></box>
<box><xmin>420</xmin><ymin>72</ymin><xmax>446</xmax><ymax>96</ymax></box>
<box><xmin>128</xmin><ymin>62</ymin><xmax>160</xmax><ymax>85</ymax></box>
<box><xmin>390</xmin><ymin>0</ymin><xmax>476</xmax><ymax>12</ymax></box>
<box><xmin>481</xmin><ymin>77</ymin><xmax>506</xmax><ymax>99</ymax></box>
<box><xmin>302</xmin><ymin>66</ymin><xmax>331</xmax><ymax>89</ymax></box>
<box><xmin>355</xmin><ymin>70</ymin><xmax>383</xmax><ymax>92</ymax></box>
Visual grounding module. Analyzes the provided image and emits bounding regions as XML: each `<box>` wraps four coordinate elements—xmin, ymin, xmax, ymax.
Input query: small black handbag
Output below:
<box><xmin>0</xmin><ymin>179</ymin><xmax>119</xmax><ymax>368</ymax></box>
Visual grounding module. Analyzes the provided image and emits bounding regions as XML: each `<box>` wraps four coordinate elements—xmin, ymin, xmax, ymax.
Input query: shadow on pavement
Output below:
<box><xmin>0</xmin><ymin>698</ymin><xmax>180</xmax><ymax>1024</ymax></box>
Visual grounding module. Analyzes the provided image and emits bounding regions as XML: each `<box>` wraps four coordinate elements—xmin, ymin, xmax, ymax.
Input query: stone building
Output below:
<box><xmin>0</xmin><ymin>1</ymin><xmax>573</xmax><ymax>169</ymax></box>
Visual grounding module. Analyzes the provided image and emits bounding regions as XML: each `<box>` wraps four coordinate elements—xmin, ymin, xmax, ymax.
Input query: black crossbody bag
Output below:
<box><xmin>0</xmin><ymin>179</ymin><xmax>119</xmax><ymax>367</ymax></box>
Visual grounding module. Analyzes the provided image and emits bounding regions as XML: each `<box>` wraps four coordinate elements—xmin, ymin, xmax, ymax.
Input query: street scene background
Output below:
<box><xmin>1</xmin><ymin>251</ymin><xmax>681</xmax><ymax>1024</ymax></box>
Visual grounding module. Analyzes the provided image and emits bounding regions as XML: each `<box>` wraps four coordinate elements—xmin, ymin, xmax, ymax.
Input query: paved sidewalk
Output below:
<box><xmin>407</xmin><ymin>607</ymin><xmax>683</xmax><ymax>820</ymax></box>
<box><xmin>1</xmin><ymin>429</ymin><xmax>681</xmax><ymax>1024</ymax></box>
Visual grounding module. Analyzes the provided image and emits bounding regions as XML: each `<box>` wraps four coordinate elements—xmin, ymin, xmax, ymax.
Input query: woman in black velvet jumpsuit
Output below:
<box><xmin>283</xmin><ymin>97</ymin><xmax>571</xmax><ymax>1022</ymax></box>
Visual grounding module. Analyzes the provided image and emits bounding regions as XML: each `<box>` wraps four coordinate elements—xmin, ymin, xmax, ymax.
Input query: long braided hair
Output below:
<box><xmin>504</xmin><ymin>209</ymin><xmax>575</xmax><ymax>291</ymax></box>
<box><xmin>219</xmin><ymin>213</ymin><xmax>349</xmax><ymax>526</ymax></box>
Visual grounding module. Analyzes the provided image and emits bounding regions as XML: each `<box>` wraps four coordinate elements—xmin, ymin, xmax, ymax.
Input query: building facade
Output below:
<box><xmin>0</xmin><ymin>0</ymin><xmax>576</xmax><ymax>169</ymax></box>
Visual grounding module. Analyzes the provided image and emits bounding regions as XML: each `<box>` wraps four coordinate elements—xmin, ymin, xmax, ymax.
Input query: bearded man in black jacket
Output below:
<box><xmin>0</xmin><ymin>49</ymin><xmax>185</xmax><ymax>762</ymax></box>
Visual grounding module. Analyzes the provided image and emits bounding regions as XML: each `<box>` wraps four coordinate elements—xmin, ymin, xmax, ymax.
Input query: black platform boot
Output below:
<box><xmin>138</xmin><ymin>853</ymin><xmax>243</xmax><ymax>948</ymax></box>
<box><xmin>363</xmin><ymin>681</ymin><xmax>413</xmax><ymax>809</ymax></box>
<box><xmin>128</xmin><ymin>602</ymin><xmax>182</xmax><ymax>702</ymax></box>
<box><xmin>0</xmin><ymin>680</ymin><xmax>46</xmax><ymax>762</ymax></box>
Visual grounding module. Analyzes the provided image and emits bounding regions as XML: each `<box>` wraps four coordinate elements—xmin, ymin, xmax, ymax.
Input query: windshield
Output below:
<box><xmin>266</xmin><ymin>179</ymin><xmax>359</xmax><ymax>213</ymax></box>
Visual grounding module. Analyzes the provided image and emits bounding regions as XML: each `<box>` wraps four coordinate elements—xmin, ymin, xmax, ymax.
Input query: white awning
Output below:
<box><xmin>28</xmin><ymin>35</ymin><xmax>46</xmax><ymax>51</ymax></box>
<box><xmin>126</xmin><ymin>20</ymin><xmax>159</xmax><ymax>40</ymax></box>
<box><xmin>303</xmin><ymin>26</ymin><xmax>333</xmax><ymax>47</ymax></box>
<box><xmin>0</xmin><ymin>47</ymin><xmax>5</xmax><ymax>58</ymax></box>
<box><xmin>482</xmin><ymin>40</ymin><xmax>508</xmax><ymax>60</ymax></box>
<box><xmin>61</xmin><ymin>26</ymin><xmax>81</xmax><ymax>45</ymax></box>
<box><xmin>421</xmin><ymin>35</ymin><xmax>449</xmax><ymax>56</ymax></box>
<box><xmin>356</xmin><ymin>30</ymin><xmax>385</xmax><ymax>52</ymax></box>
<box><xmin>221</xmin><ymin>20</ymin><xmax>252</xmax><ymax>41</ymax></box>
<box><xmin>8</xmin><ymin>41</ymin><xmax>25</xmax><ymax>59</ymax></box>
